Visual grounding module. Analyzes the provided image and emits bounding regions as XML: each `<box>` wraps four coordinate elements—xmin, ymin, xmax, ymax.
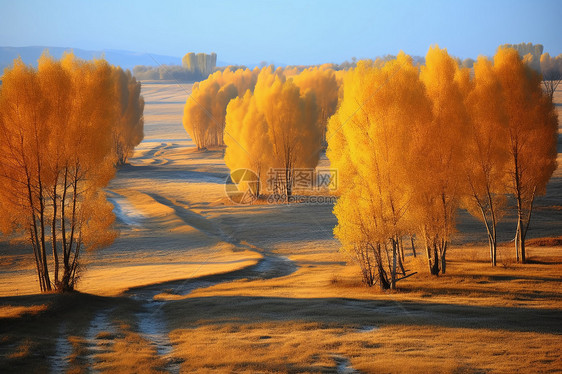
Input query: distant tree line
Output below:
<box><xmin>133</xmin><ymin>52</ymin><xmax>217</xmax><ymax>82</ymax></box>
<box><xmin>182</xmin><ymin>52</ymin><xmax>217</xmax><ymax>76</ymax></box>
<box><xmin>455</xmin><ymin>43</ymin><xmax>562</xmax><ymax>99</ymax></box>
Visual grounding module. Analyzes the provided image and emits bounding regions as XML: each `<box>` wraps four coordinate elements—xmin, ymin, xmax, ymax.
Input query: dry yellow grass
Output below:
<box><xmin>161</xmin><ymin>246</ymin><xmax>562</xmax><ymax>373</ymax></box>
<box><xmin>93</xmin><ymin>325</ymin><xmax>166</xmax><ymax>373</ymax></box>
<box><xmin>168</xmin><ymin>322</ymin><xmax>561</xmax><ymax>373</ymax></box>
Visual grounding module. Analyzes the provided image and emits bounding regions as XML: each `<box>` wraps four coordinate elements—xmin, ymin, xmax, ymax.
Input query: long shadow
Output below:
<box><xmin>433</xmin><ymin>272</ymin><xmax>562</xmax><ymax>283</ymax></box>
<box><xmin>115</xmin><ymin>163</ymin><xmax>228</xmax><ymax>183</ymax></box>
<box><xmin>398</xmin><ymin>284</ymin><xmax>561</xmax><ymax>300</ymax></box>
<box><xmin>214</xmin><ymin>203</ymin><xmax>338</xmax><ymax>249</ymax></box>
<box><xmin>134</xmin><ymin>142</ymin><xmax>167</xmax><ymax>160</ymax></box>
<box><xmin>165</xmin><ymin>295</ymin><xmax>562</xmax><ymax>334</ymax></box>
<box><xmin>147</xmin><ymin>192</ymin><xmax>228</xmax><ymax>240</ymax></box>
<box><xmin>0</xmin><ymin>292</ymin><xmax>132</xmax><ymax>373</ymax></box>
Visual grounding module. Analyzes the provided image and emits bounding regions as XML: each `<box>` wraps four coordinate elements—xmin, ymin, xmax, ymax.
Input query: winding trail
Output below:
<box><xmin>46</xmin><ymin>79</ymin><xmax>320</xmax><ymax>372</ymax></box>
<box><xmin>68</xmin><ymin>135</ymin><xmax>300</xmax><ymax>372</ymax></box>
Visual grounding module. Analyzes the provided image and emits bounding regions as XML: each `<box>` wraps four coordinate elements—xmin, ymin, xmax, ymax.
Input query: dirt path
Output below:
<box><xmin>61</xmin><ymin>128</ymin><xmax>300</xmax><ymax>372</ymax></box>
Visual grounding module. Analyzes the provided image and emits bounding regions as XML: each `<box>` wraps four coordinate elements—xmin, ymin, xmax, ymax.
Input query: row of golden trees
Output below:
<box><xmin>328</xmin><ymin>46</ymin><xmax>558</xmax><ymax>289</ymax></box>
<box><xmin>183</xmin><ymin>65</ymin><xmax>340</xmax><ymax>198</ymax></box>
<box><xmin>0</xmin><ymin>52</ymin><xmax>144</xmax><ymax>292</ymax></box>
<box><xmin>183</xmin><ymin>67</ymin><xmax>260</xmax><ymax>149</ymax></box>
<box><xmin>184</xmin><ymin>45</ymin><xmax>556</xmax><ymax>289</ymax></box>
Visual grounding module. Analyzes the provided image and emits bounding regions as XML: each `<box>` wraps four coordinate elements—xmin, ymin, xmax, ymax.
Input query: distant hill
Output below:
<box><xmin>0</xmin><ymin>46</ymin><xmax>183</xmax><ymax>72</ymax></box>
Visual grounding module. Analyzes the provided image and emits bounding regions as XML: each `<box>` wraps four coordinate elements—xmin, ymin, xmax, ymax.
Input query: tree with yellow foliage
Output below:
<box><xmin>182</xmin><ymin>52</ymin><xmax>217</xmax><ymax>76</ymax></box>
<box><xmin>540</xmin><ymin>52</ymin><xmax>562</xmax><ymax>100</ymax></box>
<box><xmin>329</xmin><ymin>45</ymin><xmax>558</xmax><ymax>283</ymax></box>
<box><xmin>0</xmin><ymin>52</ymin><xmax>120</xmax><ymax>292</ymax></box>
<box><xmin>224</xmin><ymin>90</ymin><xmax>271</xmax><ymax>197</ymax></box>
<box><xmin>461</xmin><ymin>56</ymin><xmax>510</xmax><ymax>267</ymax></box>
<box><xmin>413</xmin><ymin>46</ymin><xmax>470</xmax><ymax>275</ymax></box>
<box><xmin>111</xmin><ymin>67</ymin><xmax>144</xmax><ymax>165</ymax></box>
<box><xmin>292</xmin><ymin>66</ymin><xmax>339</xmax><ymax>145</ymax></box>
<box><xmin>255</xmin><ymin>68</ymin><xmax>320</xmax><ymax>197</ymax></box>
<box><xmin>224</xmin><ymin>67</ymin><xmax>321</xmax><ymax>199</ymax></box>
<box><xmin>328</xmin><ymin>53</ymin><xmax>432</xmax><ymax>288</ymax></box>
<box><xmin>494</xmin><ymin>47</ymin><xmax>558</xmax><ymax>263</ymax></box>
<box><xmin>183</xmin><ymin>67</ymin><xmax>260</xmax><ymax>149</ymax></box>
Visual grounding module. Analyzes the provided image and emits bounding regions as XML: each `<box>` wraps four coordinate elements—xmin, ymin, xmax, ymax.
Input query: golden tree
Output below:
<box><xmin>328</xmin><ymin>53</ymin><xmax>432</xmax><ymax>288</ymax></box>
<box><xmin>182</xmin><ymin>67</ymin><xmax>260</xmax><ymax>150</ymax></box>
<box><xmin>224</xmin><ymin>67</ymin><xmax>321</xmax><ymax>199</ymax></box>
<box><xmin>292</xmin><ymin>66</ymin><xmax>339</xmax><ymax>145</ymax></box>
<box><xmin>224</xmin><ymin>91</ymin><xmax>272</xmax><ymax>197</ymax></box>
<box><xmin>0</xmin><ymin>52</ymin><xmax>119</xmax><ymax>292</ymax></box>
<box><xmin>461</xmin><ymin>56</ymin><xmax>510</xmax><ymax>267</ymax></box>
<box><xmin>256</xmin><ymin>68</ymin><xmax>320</xmax><ymax>197</ymax></box>
<box><xmin>411</xmin><ymin>46</ymin><xmax>470</xmax><ymax>275</ymax></box>
<box><xmin>494</xmin><ymin>47</ymin><xmax>558</xmax><ymax>263</ymax></box>
<box><xmin>111</xmin><ymin>67</ymin><xmax>144</xmax><ymax>165</ymax></box>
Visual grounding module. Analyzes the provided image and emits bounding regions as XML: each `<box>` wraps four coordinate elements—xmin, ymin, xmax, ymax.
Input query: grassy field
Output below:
<box><xmin>0</xmin><ymin>81</ymin><xmax>560</xmax><ymax>373</ymax></box>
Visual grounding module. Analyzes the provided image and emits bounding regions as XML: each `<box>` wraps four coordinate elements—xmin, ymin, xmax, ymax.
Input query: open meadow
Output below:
<box><xmin>0</xmin><ymin>80</ymin><xmax>561</xmax><ymax>374</ymax></box>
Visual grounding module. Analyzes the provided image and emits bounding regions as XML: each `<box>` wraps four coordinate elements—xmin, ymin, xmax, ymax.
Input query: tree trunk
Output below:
<box><xmin>52</xmin><ymin>184</ymin><xmax>59</xmax><ymax>286</ymax></box>
<box><xmin>397</xmin><ymin>249</ymin><xmax>406</xmax><ymax>276</ymax></box>
<box><xmin>520</xmin><ymin>230</ymin><xmax>526</xmax><ymax>264</ymax></box>
<box><xmin>513</xmin><ymin>150</ymin><xmax>523</xmax><ymax>264</ymax></box>
<box><xmin>430</xmin><ymin>244</ymin><xmax>440</xmax><ymax>276</ymax></box>
<box><xmin>519</xmin><ymin>190</ymin><xmax>535</xmax><ymax>265</ymax></box>
<box><xmin>515</xmin><ymin>217</ymin><xmax>526</xmax><ymax>263</ymax></box>
<box><xmin>515</xmin><ymin>221</ymin><xmax>520</xmax><ymax>263</ymax></box>
<box><xmin>378</xmin><ymin>264</ymin><xmax>390</xmax><ymax>290</ymax></box>
<box><xmin>410</xmin><ymin>235</ymin><xmax>416</xmax><ymax>257</ymax></box>
<box><xmin>390</xmin><ymin>241</ymin><xmax>397</xmax><ymax>290</ymax></box>
<box><xmin>489</xmin><ymin>238</ymin><xmax>494</xmax><ymax>266</ymax></box>
<box><xmin>255</xmin><ymin>170</ymin><xmax>261</xmax><ymax>198</ymax></box>
<box><xmin>29</xmin><ymin>229</ymin><xmax>44</xmax><ymax>292</ymax></box>
<box><xmin>375</xmin><ymin>243</ymin><xmax>390</xmax><ymax>290</ymax></box>
<box><xmin>38</xmin><ymin>195</ymin><xmax>51</xmax><ymax>291</ymax></box>
<box><xmin>488</xmin><ymin>238</ymin><xmax>496</xmax><ymax>267</ymax></box>
<box><xmin>440</xmin><ymin>243</ymin><xmax>447</xmax><ymax>275</ymax></box>
<box><xmin>426</xmin><ymin>245</ymin><xmax>433</xmax><ymax>274</ymax></box>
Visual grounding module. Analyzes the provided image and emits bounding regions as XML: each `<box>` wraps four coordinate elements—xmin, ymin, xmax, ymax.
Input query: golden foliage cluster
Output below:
<box><xmin>328</xmin><ymin>46</ymin><xmax>558</xmax><ymax>288</ymax></box>
<box><xmin>223</xmin><ymin>67</ymin><xmax>325</xmax><ymax>197</ymax></box>
<box><xmin>183</xmin><ymin>67</ymin><xmax>261</xmax><ymax>149</ymax></box>
<box><xmin>183</xmin><ymin>65</ymin><xmax>340</xmax><ymax>156</ymax></box>
<box><xmin>0</xmin><ymin>52</ymin><xmax>144</xmax><ymax>292</ymax></box>
<box><xmin>111</xmin><ymin>67</ymin><xmax>144</xmax><ymax>165</ymax></box>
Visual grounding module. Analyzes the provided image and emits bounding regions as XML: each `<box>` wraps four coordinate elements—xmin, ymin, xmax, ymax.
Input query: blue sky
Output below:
<box><xmin>1</xmin><ymin>0</ymin><xmax>560</xmax><ymax>65</ymax></box>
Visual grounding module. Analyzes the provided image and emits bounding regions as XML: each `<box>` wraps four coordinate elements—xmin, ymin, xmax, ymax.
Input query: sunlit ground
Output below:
<box><xmin>0</xmin><ymin>82</ymin><xmax>560</xmax><ymax>373</ymax></box>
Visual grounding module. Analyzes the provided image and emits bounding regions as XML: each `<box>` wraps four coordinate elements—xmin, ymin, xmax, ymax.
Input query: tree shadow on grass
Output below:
<box><xmin>164</xmin><ymin>295</ymin><xmax>562</xmax><ymax>334</ymax></box>
<box><xmin>0</xmin><ymin>292</ymin><xmax>137</xmax><ymax>374</ymax></box>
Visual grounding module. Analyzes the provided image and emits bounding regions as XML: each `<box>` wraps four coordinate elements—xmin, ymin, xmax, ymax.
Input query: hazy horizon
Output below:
<box><xmin>1</xmin><ymin>0</ymin><xmax>561</xmax><ymax>66</ymax></box>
